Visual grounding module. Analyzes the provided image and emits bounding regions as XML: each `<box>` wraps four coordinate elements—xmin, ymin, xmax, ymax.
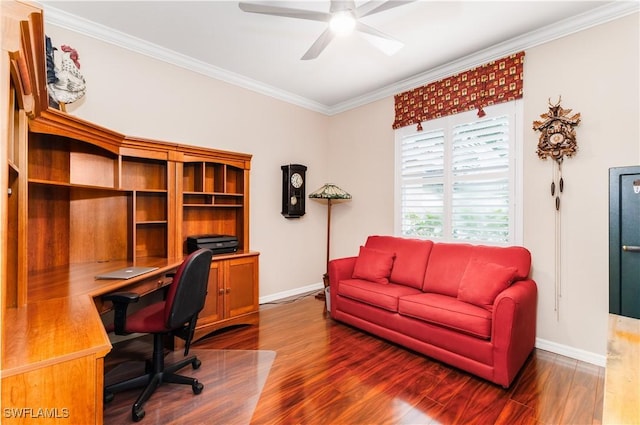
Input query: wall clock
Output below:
<box><xmin>532</xmin><ymin>96</ymin><xmax>581</xmax><ymax>210</ymax></box>
<box><xmin>281</xmin><ymin>164</ymin><xmax>307</xmax><ymax>218</ymax></box>
<box><xmin>532</xmin><ymin>96</ymin><xmax>581</xmax><ymax>321</ymax></box>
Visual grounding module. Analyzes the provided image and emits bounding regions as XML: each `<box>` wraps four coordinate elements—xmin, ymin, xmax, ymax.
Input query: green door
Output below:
<box><xmin>609</xmin><ymin>166</ymin><xmax>640</xmax><ymax>319</ymax></box>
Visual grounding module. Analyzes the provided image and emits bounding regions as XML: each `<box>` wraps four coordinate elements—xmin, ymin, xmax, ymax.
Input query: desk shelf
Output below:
<box><xmin>26</xmin><ymin>133</ymin><xmax>172</xmax><ymax>271</ymax></box>
<box><xmin>181</xmin><ymin>160</ymin><xmax>248</xmax><ymax>252</ymax></box>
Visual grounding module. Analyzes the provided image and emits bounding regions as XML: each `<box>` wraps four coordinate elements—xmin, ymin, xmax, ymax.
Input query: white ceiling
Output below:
<box><xmin>39</xmin><ymin>1</ymin><xmax>637</xmax><ymax>114</ymax></box>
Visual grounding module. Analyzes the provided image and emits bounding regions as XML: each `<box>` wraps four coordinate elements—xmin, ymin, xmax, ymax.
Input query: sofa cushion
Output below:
<box><xmin>338</xmin><ymin>279</ymin><xmax>422</xmax><ymax>312</ymax></box>
<box><xmin>422</xmin><ymin>243</ymin><xmax>474</xmax><ymax>296</ymax></box>
<box><xmin>398</xmin><ymin>293</ymin><xmax>492</xmax><ymax>339</ymax></box>
<box><xmin>457</xmin><ymin>258</ymin><xmax>518</xmax><ymax>310</ymax></box>
<box><xmin>423</xmin><ymin>243</ymin><xmax>532</xmax><ymax>296</ymax></box>
<box><xmin>470</xmin><ymin>245</ymin><xmax>531</xmax><ymax>280</ymax></box>
<box><xmin>352</xmin><ymin>246</ymin><xmax>395</xmax><ymax>284</ymax></box>
<box><xmin>365</xmin><ymin>236</ymin><xmax>433</xmax><ymax>289</ymax></box>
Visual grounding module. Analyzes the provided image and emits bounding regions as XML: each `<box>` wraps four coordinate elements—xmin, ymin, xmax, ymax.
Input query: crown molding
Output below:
<box><xmin>330</xmin><ymin>1</ymin><xmax>640</xmax><ymax>115</ymax></box>
<box><xmin>41</xmin><ymin>5</ymin><xmax>333</xmax><ymax>115</ymax></box>
<box><xmin>42</xmin><ymin>2</ymin><xmax>638</xmax><ymax>116</ymax></box>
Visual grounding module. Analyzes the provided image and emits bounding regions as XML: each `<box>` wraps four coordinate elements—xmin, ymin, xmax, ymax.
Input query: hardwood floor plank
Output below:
<box><xmin>450</xmin><ymin>379</ymin><xmax>512</xmax><ymax>425</ymax></box>
<box><xmin>397</xmin><ymin>396</ymin><xmax>445</xmax><ymax>425</ymax></box>
<box><xmin>592</xmin><ymin>366</ymin><xmax>605</xmax><ymax>425</ymax></box>
<box><xmin>104</xmin><ymin>294</ymin><xmax>605</xmax><ymax>425</ymax></box>
<box><xmin>561</xmin><ymin>361</ymin><xmax>601</xmax><ymax>425</ymax></box>
<box><xmin>425</xmin><ymin>368</ymin><xmax>472</xmax><ymax>405</ymax></box>
<box><xmin>510</xmin><ymin>349</ymin><xmax>558</xmax><ymax>407</ymax></box>
<box><xmin>494</xmin><ymin>400</ymin><xmax>537</xmax><ymax>425</ymax></box>
<box><xmin>535</xmin><ymin>354</ymin><xmax>578</xmax><ymax>424</ymax></box>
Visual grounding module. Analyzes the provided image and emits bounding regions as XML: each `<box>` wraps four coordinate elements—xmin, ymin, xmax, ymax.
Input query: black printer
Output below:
<box><xmin>186</xmin><ymin>234</ymin><xmax>238</xmax><ymax>255</ymax></box>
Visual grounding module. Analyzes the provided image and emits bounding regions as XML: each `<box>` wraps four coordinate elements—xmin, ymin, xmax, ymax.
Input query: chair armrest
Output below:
<box><xmin>102</xmin><ymin>292</ymin><xmax>140</xmax><ymax>335</ymax></box>
<box><xmin>102</xmin><ymin>292</ymin><xmax>140</xmax><ymax>304</ymax></box>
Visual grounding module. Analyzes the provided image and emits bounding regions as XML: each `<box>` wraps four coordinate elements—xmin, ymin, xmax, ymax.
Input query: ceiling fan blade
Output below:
<box><xmin>355</xmin><ymin>22</ymin><xmax>404</xmax><ymax>56</ymax></box>
<box><xmin>239</xmin><ymin>2</ymin><xmax>330</xmax><ymax>22</ymax></box>
<box><xmin>330</xmin><ymin>0</ymin><xmax>357</xmax><ymax>13</ymax></box>
<box><xmin>355</xmin><ymin>0</ymin><xmax>416</xmax><ymax>18</ymax></box>
<box><xmin>301</xmin><ymin>27</ymin><xmax>335</xmax><ymax>60</ymax></box>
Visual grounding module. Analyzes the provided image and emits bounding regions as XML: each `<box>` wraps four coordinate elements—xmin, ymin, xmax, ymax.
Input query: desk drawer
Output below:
<box><xmin>94</xmin><ymin>273</ymin><xmax>173</xmax><ymax>313</ymax></box>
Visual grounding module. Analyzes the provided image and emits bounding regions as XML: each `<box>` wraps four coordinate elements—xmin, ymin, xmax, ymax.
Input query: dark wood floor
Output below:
<box><xmin>105</xmin><ymin>292</ymin><xmax>605</xmax><ymax>425</ymax></box>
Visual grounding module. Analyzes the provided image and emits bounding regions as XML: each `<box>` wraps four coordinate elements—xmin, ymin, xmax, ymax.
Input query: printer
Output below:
<box><xmin>186</xmin><ymin>234</ymin><xmax>238</xmax><ymax>255</ymax></box>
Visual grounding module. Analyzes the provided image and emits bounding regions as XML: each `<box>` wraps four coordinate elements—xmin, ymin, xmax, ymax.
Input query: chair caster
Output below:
<box><xmin>192</xmin><ymin>381</ymin><xmax>204</xmax><ymax>395</ymax></box>
<box><xmin>192</xmin><ymin>358</ymin><xmax>201</xmax><ymax>370</ymax></box>
<box><xmin>132</xmin><ymin>407</ymin><xmax>145</xmax><ymax>422</ymax></box>
<box><xmin>104</xmin><ymin>391</ymin><xmax>114</xmax><ymax>404</ymax></box>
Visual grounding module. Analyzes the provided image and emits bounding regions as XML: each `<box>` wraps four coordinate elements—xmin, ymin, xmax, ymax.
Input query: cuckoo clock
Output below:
<box><xmin>533</xmin><ymin>97</ymin><xmax>581</xmax><ymax>210</ymax></box>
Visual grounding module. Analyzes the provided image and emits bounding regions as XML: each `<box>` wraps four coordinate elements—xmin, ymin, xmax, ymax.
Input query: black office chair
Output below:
<box><xmin>103</xmin><ymin>248</ymin><xmax>213</xmax><ymax>422</ymax></box>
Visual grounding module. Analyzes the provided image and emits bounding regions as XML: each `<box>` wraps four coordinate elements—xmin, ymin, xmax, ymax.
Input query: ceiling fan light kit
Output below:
<box><xmin>238</xmin><ymin>0</ymin><xmax>414</xmax><ymax>60</ymax></box>
<box><xmin>329</xmin><ymin>11</ymin><xmax>356</xmax><ymax>36</ymax></box>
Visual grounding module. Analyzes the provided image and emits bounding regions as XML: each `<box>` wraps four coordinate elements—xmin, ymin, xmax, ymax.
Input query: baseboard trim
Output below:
<box><xmin>535</xmin><ymin>338</ymin><xmax>606</xmax><ymax>367</ymax></box>
<box><xmin>259</xmin><ymin>282</ymin><xmax>324</xmax><ymax>304</ymax></box>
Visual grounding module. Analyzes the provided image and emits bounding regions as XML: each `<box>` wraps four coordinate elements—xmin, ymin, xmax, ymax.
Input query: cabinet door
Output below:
<box><xmin>197</xmin><ymin>261</ymin><xmax>224</xmax><ymax>326</ymax></box>
<box><xmin>225</xmin><ymin>256</ymin><xmax>258</xmax><ymax>318</ymax></box>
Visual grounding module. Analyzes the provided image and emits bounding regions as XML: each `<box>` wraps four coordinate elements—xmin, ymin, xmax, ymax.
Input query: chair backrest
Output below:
<box><xmin>164</xmin><ymin>248</ymin><xmax>213</xmax><ymax>329</ymax></box>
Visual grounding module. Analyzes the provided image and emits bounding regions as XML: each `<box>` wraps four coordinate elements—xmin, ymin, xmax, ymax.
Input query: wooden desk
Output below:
<box><xmin>603</xmin><ymin>314</ymin><xmax>640</xmax><ymax>424</ymax></box>
<box><xmin>1</xmin><ymin>257</ymin><xmax>183</xmax><ymax>425</ymax></box>
<box><xmin>27</xmin><ymin>257</ymin><xmax>184</xmax><ymax>309</ymax></box>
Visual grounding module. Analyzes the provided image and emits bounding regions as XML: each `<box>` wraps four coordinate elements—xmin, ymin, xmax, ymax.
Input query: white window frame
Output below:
<box><xmin>394</xmin><ymin>100</ymin><xmax>523</xmax><ymax>246</ymax></box>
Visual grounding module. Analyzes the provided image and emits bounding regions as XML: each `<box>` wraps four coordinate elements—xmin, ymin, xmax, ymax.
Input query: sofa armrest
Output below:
<box><xmin>491</xmin><ymin>279</ymin><xmax>538</xmax><ymax>387</ymax></box>
<box><xmin>328</xmin><ymin>257</ymin><xmax>357</xmax><ymax>314</ymax></box>
<box><xmin>328</xmin><ymin>257</ymin><xmax>357</xmax><ymax>285</ymax></box>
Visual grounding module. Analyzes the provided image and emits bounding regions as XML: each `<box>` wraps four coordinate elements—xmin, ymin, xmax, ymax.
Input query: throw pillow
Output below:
<box><xmin>352</xmin><ymin>246</ymin><xmax>395</xmax><ymax>284</ymax></box>
<box><xmin>457</xmin><ymin>258</ymin><xmax>518</xmax><ymax>309</ymax></box>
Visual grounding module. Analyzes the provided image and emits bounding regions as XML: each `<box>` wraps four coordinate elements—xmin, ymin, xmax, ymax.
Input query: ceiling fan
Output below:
<box><xmin>238</xmin><ymin>0</ymin><xmax>415</xmax><ymax>60</ymax></box>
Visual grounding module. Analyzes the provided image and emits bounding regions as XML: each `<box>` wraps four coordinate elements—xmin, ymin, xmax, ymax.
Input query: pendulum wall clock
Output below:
<box><xmin>281</xmin><ymin>164</ymin><xmax>307</xmax><ymax>218</ymax></box>
<box><xmin>532</xmin><ymin>96</ymin><xmax>581</xmax><ymax>320</ymax></box>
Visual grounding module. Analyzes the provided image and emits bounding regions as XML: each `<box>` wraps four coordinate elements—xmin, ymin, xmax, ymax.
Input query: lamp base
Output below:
<box><xmin>315</xmin><ymin>273</ymin><xmax>330</xmax><ymax>300</ymax></box>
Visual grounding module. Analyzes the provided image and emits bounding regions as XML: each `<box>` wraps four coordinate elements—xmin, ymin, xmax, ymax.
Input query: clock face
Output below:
<box><xmin>550</xmin><ymin>133</ymin><xmax>565</xmax><ymax>145</ymax></box>
<box><xmin>291</xmin><ymin>172</ymin><xmax>303</xmax><ymax>188</ymax></box>
<box><xmin>281</xmin><ymin>164</ymin><xmax>306</xmax><ymax>218</ymax></box>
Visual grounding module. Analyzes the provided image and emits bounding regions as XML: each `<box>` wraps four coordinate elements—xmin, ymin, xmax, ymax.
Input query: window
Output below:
<box><xmin>395</xmin><ymin>101</ymin><xmax>523</xmax><ymax>245</ymax></box>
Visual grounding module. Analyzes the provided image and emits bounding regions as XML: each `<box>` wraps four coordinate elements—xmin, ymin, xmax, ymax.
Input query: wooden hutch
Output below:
<box><xmin>1</xmin><ymin>2</ymin><xmax>259</xmax><ymax>423</ymax></box>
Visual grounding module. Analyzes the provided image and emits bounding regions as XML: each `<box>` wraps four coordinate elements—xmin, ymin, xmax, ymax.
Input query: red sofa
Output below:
<box><xmin>328</xmin><ymin>235</ymin><xmax>537</xmax><ymax>388</ymax></box>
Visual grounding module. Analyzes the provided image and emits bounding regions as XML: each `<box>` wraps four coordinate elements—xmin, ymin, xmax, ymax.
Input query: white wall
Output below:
<box><xmin>329</xmin><ymin>13</ymin><xmax>640</xmax><ymax>361</ymax></box>
<box><xmin>523</xmin><ymin>13</ymin><xmax>639</xmax><ymax>359</ymax></box>
<box><xmin>47</xmin><ymin>12</ymin><xmax>639</xmax><ymax>360</ymax></box>
<box><xmin>327</xmin><ymin>98</ymin><xmax>396</xmax><ymax>260</ymax></box>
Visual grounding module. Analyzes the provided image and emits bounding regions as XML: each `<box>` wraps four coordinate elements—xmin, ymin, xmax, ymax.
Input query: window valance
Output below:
<box><xmin>392</xmin><ymin>51</ymin><xmax>525</xmax><ymax>130</ymax></box>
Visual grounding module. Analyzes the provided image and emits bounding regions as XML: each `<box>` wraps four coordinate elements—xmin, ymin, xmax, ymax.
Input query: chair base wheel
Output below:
<box><xmin>132</xmin><ymin>408</ymin><xmax>145</xmax><ymax>422</ymax></box>
<box><xmin>193</xmin><ymin>381</ymin><xmax>204</xmax><ymax>395</ymax></box>
<box><xmin>192</xmin><ymin>358</ymin><xmax>201</xmax><ymax>369</ymax></box>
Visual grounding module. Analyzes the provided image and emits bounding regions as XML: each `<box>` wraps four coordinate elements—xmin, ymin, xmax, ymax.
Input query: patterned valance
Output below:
<box><xmin>393</xmin><ymin>51</ymin><xmax>525</xmax><ymax>130</ymax></box>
